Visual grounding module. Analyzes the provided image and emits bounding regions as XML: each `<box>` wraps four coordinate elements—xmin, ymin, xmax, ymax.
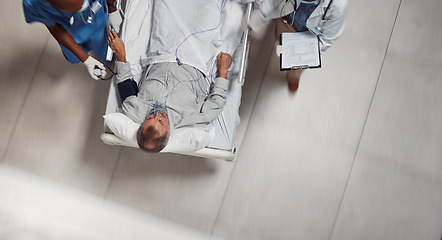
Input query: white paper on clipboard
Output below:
<box><xmin>280</xmin><ymin>31</ymin><xmax>321</xmax><ymax>70</ymax></box>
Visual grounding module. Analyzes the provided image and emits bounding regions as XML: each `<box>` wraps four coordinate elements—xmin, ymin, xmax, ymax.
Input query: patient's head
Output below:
<box><xmin>137</xmin><ymin>105</ymin><xmax>170</xmax><ymax>152</ymax></box>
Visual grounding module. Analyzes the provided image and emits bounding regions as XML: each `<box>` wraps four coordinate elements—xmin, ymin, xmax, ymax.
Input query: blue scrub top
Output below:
<box><xmin>23</xmin><ymin>0</ymin><xmax>107</xmax><ymax>45</ymax></box>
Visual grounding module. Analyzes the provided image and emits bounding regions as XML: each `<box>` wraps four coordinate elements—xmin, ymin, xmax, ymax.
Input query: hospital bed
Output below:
<box><xmin>101</xmin><ymin>0</ymin><xmax>254</xmax><ymax>161</ymax></box>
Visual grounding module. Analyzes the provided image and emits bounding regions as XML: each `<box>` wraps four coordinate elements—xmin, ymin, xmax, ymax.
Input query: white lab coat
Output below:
<box><xmin>253</xmin><ymin>0</ymin><xmax>348</xmax><ymax>52</ymax></box>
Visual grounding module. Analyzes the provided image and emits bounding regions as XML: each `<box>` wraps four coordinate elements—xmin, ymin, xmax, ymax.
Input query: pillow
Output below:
<box><xmin>104</xmin><ymin>113</ymin><xmax>139</xmax><ymax>143</ymax></box>
<box><xmin>103</xmin><ymin>113</ymin><xmax>214</xmax><ymax>152</ymax></box>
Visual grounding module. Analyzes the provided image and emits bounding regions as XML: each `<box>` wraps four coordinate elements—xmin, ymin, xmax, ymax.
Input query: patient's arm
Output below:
<box><xmin>198</xmin><ymin>52</ymin><xmax>232</xmax><ymax>120</ymax></box>
<box><xmin>108</xmin><ymin>30</ymin><xmax>138</xmax><ymax>102</ymax></box>
<box><xmin>176</xmin><ymin>53</ymin><xmax>232</xmax><ymax>127</ymax></box>
<box><xmin>108</xmin><ymin>30</ymin><xmax>127</xmax><ymax>63</ymax></box>
<box><xmin>217</xmin><ymin>52</ymin><xmax>232</xmax><ymax>79</ymax></box>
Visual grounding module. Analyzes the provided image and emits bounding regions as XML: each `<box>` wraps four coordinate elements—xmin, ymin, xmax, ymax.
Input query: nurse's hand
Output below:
<box><xmin>108</xmin><ymin>30</ymin><xmax>126</xmax><ymax>62</ymax></box>
<box><xmin>108</xmin><ymin>11</ymin><xmax>122</xmax><ymax>33</ymax></box>
<box><xmin>83</xmin><ymin>56</ymin><xmax>106</xmax><ymax>80</ymax></box>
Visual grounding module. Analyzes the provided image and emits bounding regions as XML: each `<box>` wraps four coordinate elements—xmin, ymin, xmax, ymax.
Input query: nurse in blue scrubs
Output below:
<box><xmin>23</xmin><ymin>0</ymin><xmax>122</xmax><ymax>80</ymax></box>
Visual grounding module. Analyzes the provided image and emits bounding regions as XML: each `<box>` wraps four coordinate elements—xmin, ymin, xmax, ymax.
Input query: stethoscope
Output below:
<box><xmin>283</xmin><ymin>0</ymin><xmax>334</xmax><ymax>36</ymax></box>
<box><xmin>56</xmin><ymin>0</ymin><xmax>102</xmax><ymax>26</ymax></box>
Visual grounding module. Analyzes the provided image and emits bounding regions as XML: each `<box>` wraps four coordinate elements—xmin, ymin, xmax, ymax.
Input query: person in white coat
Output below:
<box><xmin>250</xmin><ymin>0</ymin><xmax>348</xmax><ymax>92</ymax></box>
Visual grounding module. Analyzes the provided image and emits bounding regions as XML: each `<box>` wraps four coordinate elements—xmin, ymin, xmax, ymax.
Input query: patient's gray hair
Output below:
<box><xmin>137</xmin><ymin>126</ymin><xmax>169</xmax><ymax>152</ymax></box>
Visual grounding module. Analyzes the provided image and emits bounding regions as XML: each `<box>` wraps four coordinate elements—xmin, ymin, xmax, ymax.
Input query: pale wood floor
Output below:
<box><xmin>1</xmin><ymin>0</ymin><xmax>441</xmax><ymax>239</ymax></box>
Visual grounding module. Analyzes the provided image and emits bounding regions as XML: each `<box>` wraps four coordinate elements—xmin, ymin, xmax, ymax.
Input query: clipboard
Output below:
<box><xmin>279</xmin><ymin>32</ymin><xmax>322</xmax><ymax>71</ymax></box>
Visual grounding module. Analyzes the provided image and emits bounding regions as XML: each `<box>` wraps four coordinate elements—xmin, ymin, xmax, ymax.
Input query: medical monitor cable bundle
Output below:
<box><xmin>55</xmin><ymin>0</ymin><xmax>102</xmax><ymax>26</ymax></box>
<box><xmin>96</xmin><ymin>63</ymin><xmax>116</xmax><ymax>80</ymax></box>
<box><xmin>174</xmin><ymin>0</ymin><xmax>226</xmax><ymax>97</ymax></box>
<box><xmin>117</xmin><ymin>0</ymin><xmax>227</xmax><ymax>116</ymax></box>
<box><xmin>174</xmin><ymin>0</ymin><xmax>226</xmax><ymax>64</ymax></box>
<box><xmin>90</xmin><ymin>63</ymin><xmax>115</xmax><ymax>80</ymax></box>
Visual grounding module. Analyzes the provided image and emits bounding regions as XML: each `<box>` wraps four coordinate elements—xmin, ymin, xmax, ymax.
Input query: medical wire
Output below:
<box><xmin>153</xmin><ymin>72</ymin><xmax>210</xmax><ymax>122</ymax></box>
<box><xmin>100</xmin><ymin>63</ymin><xmax>116</xmax><ymax>80</ymax></box>
<box><xmin>174</xmin><ymin>0</ymin><xmax>226</xmax><ymax>64</ymax></box>
<box><xmin>174</xmin><ymin>0</ymin><xmax>226</xmax><ymax>97</ymax></box>
<box><xmin>178</xmin><ymin>64</ymin><xmax>210</xmax><ymax>96</ymax></box>
<box><xmin>55</xmin><ymin>3</ymin><xmax>94</xmax><ymax>26</ymax></box>
<box><xmin>281</xmin><ymin>0</ymin><xmax>297</xmax><ymax>25</ymax></box>
<box><xmin>161</xmin><ymin>66</ymin><xmax>210</xmax><ymax>105</ymax></box>
<box><xmin>113</xmin><ymin>1</ymin><xmax>226</xmax><ymax>117</ymax></box>
<box><xmin>79</xmin><ymin>7</ymin><xmax>94</xmax><ymax>24</ymax></box>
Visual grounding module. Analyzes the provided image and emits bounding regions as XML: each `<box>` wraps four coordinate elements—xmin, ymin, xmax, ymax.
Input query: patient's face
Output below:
<box><xmin>141</xmin><ymin>112</ymin><xmax>170</xmax><ymax>140</ymax></box>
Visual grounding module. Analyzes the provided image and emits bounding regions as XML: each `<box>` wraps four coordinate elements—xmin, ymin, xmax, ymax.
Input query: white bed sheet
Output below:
<box><xmin>105</xmin><ymin>0</ymin><xmax>247</xmax><ymax>151</ymax></box>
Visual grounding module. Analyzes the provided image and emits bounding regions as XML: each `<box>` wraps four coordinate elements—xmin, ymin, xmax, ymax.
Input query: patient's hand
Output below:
<box><xmin>107</xmin><ymin>30</ymin><xmax>127</xmax><ymax>62</ymax></box>
<box><xmin>217</xmin><ymin>52</ymin><xmax>232</xmax><ymax>79</ymax></box>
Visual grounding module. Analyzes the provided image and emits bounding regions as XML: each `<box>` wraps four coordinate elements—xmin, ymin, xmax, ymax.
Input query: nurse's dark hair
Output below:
<box><xmin>137</xmin><ymin>126</ymin><xmax>169</xmax><ymax>152</ymax></box>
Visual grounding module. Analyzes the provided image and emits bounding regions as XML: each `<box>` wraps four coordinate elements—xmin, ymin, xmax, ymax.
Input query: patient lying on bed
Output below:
<box><xmin>107</xmin><ymin>30</ymin><xmax>233</xmax><ymax>152</ymax></box>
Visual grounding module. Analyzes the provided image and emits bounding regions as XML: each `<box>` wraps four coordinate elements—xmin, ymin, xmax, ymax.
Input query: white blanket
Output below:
<box><xmin>105</xmin><ymin>0</ymin><xmax>247</xmax><ymax>151</ymax></box>
<box><xmin>121</xmin><ymin>0</ymin><xmax>246</xmax><ymax>77</ymax></box>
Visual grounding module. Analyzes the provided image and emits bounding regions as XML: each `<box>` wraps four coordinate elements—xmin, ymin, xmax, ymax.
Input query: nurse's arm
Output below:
<box><xmin>46</xmin><ymin>23</ymin><xmax>89</xmax><ymax>62</ymax></box>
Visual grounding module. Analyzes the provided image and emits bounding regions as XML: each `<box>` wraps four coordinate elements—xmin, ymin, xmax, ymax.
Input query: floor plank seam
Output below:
<box><xmin>209</xmin><ymin>33</ymin><xmax>275</xmax><ymax>238</ymax></box>
<box><xmin>102</xmin><ymin>146</ymin><xmax>124</xmax><ymax>200</ymax></box>
<box><xmin>327</xmin><ymin>1</ymin><xmax>403</xmax><ymax>239</ymax></box>
<box><xmin>0</xmin><ymin>35</ymin><xmax>50</xmax><ymax>164</ymax></box>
